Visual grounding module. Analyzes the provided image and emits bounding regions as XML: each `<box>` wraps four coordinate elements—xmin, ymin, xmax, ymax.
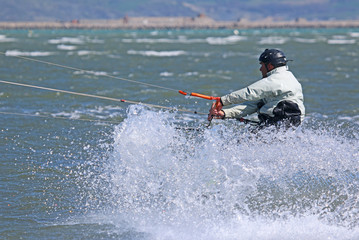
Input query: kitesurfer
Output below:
<box><xmin>208</xmin><ymin>49</ymin><xmax>305</xmax><ymax>128</ymax></box>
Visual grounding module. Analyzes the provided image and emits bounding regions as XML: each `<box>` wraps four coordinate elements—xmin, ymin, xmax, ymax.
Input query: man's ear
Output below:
<box><xmin>267</xmin><ymin>63</ymin><xmax>275</xmax><ymax>71</ymax></box>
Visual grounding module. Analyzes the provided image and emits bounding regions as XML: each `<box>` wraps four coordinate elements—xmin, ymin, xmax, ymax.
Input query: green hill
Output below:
<box><xmin>1</xmin><ymin>0</ymin><xmax>358</xmax><ymax>21</ymax></box>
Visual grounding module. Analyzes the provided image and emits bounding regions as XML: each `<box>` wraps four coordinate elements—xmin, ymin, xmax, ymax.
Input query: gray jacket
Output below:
<box><xmin>221</xmin><ymin>66</ymin><xmax>305</xmax><ymax>123</ymax></box>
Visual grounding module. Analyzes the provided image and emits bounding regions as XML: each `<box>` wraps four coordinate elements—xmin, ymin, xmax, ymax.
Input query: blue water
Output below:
<box><xmin>0</xmin><ymin>28</ymin><xmax>359</xmax><ymax>239</ymax></box>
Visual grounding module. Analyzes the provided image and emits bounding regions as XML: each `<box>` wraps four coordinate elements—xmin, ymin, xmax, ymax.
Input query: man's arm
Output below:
<box><xmin>208</xmin><ymin>100</ymin><xmax>260</xmax><ymax>120</ymax></box>
<box><xmin>222</xmin><ymin>100</ymin><xmax>260</xmax><ymax>119</ymax></box>
<box><xmin>221</xmin><ymin>78</ymin><xmax>277</xmax><ymax>106</ymax></box>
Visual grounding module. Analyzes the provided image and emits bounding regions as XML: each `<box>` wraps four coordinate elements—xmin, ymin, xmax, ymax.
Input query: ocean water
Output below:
<box><xmin>0</xmin><ymin>28</ymin><xmax>358</xmax><ymax>239</ymax></box>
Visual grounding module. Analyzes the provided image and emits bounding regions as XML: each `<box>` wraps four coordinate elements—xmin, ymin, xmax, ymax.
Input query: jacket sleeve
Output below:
<box><xmin>221</xmin><ymin>78</ymin><xmax>278</xmax><ymax>106</ymax></box>
<box><xmin>222</xmin><ymin>100</ymin><xmax>260</xmax><ymax>119</ymax></box>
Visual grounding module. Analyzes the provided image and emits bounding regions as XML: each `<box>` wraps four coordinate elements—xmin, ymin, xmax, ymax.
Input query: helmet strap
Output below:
<box><xmin>265</xmin><ymin>63</ymin><xmax>270</xmax><ymax>72</ymax></box>
<box><xmin>265</xmin><ymin>62</ymin><xmax>275</xmax><ymax>72</ymax></box>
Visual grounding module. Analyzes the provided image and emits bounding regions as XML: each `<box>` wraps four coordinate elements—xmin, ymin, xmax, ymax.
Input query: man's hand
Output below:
<box><xmin>208</xmin><ymin>100</ymin><xmax>224</xmax><ymax>121</ymax></box>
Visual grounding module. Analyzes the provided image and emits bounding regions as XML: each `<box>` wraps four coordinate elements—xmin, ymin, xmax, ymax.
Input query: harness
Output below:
<box><xmin>257</xmin><ymin>100</ymin><xmax>302</xmax><ymax>127</ymax></box>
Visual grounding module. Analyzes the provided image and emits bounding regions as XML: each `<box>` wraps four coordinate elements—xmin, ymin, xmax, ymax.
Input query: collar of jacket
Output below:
<box><xmin>267</xmin><ymin>65</ymin><xmax>289</xmax><ymax>77</ymax></box>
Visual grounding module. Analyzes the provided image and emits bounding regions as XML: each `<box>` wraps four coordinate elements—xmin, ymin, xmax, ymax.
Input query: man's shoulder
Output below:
<box><xmin>271</xmin><ymin>68</ymin><xmax>297</xmax><ymax>80</ymax></box>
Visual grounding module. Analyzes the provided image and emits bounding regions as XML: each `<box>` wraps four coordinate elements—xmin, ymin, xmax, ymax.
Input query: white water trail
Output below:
<box><xmin>85</xmin><ymin>106</ymin><xmax>359</xmax><ymax>239</ymax></box>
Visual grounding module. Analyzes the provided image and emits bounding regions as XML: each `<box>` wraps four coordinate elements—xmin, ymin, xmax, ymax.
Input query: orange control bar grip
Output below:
<box><xmin>178</xmin><ymin>90</ymin><xmax>187</xmax><ymax>96</ymax></box>
<box><xmin>190</xmin><ymin>92</ymin><xmax>220</xmax><ymax>101</ymax></box>
<box><xmin>179</xmin><ymin>90</ymin><xmax>220</xmax><ymax>101</ymax></box>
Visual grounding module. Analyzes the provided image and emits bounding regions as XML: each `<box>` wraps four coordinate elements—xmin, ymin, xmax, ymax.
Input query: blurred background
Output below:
<box><xmin>0</xmin><ymin>0</ymin><xmax>358</xmax><ymax>22</ymax></box>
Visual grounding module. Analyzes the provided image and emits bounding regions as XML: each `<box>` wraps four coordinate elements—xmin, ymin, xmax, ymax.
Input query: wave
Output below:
<box><xmin>127</xmin><ymin>50</ymin><xmax>187</xmax><ymax>57</ymax></box>
<box><xmin>73</xmin><ymin>70</ymin><xmax>108</xmax><ymax>76</ymax></box>
<box><xmin>327</xmin><ymin>39</ymin><xmax>356</xmax><ymax>44</ymax></box>
<box><xmin>51</xmin><ymin>110</ymin><xmax>82</xmax><ymax>119</ymax></box>
<box><xmin>206</xmin><ymin>35</ymin><xmax>247</xmax><ymax>45</ymax></box>
<box><xmin>160</xmin><ymin>72</ymin><xmax>174</xmax><ymax>77</ymax></box>
<box><xmin>349</xmin><ymin>32</ymin><xmax>359</xmax><ymax>37</ymax></box>
<box><xmin>0</xmin><ymin>35</ymin><xmax>17</xmax><ymax>43</ymax></box>
<box><xmin>122</xmin><ymin>35</ymin><xmax>247</xmax><ymax>45</ymax></box>
<box><xmin>51</xmin><ymin>105</ymin><xmax>124</xmax><ymax>121</ymax></box>
<box><xmin>293</xmin><ymin>37</ymin><xmax>318</xmax><ymax>43</ymax></box>
<box><xmin>48</xmin><ymin>37</ymin><xmax>85</xmax><ymax>45</ymax></box>
<box><xmin>77</xmin><ymin>50</ymin><xmax>104</xmax><ymax>56</ymax></box>
<box><xmin>67</xmin><ymin>50</ymin><xmax>106</xmax><ymax>56</ymax></box>
<box><xmin>338</xmin><ymin>115</ymin><xmax>359</xmax><ymax>124</ymax></box>
<box><xmin>258</xmin><ymin>36</ymin><xmax>288</xmax><ymax>45</ymax></box>
<box><xmin>5</xmin><ymin>50</ymin><xmax>55</xmax><ymax>57</ymax></box>
<box><xmin>122</xmin><ymin>37</ymin><xmax>205</xmax><ymax>44</ymax></box>
<box><xmin>57</xmin><ymin>44</ymin><xmax>77</xmax><ymax>50</ymax></box>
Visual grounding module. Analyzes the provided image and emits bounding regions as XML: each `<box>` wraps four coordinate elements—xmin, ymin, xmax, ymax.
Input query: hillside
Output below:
<box><xmin>1</xmin><ymin>0</ymin><xmax>359</xmax><ymax>22</ymax></box>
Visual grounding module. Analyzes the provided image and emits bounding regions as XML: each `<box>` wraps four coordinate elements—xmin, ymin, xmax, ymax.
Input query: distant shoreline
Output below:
<box><xmin>1</xmin><ymin>16</ymin><xmax>359</xmax><ymax>30</ymax></box>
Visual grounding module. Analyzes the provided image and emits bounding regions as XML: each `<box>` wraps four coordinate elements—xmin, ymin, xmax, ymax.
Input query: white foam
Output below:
<box><xmin>68</xmin><ymin>50</ymin><xmax>104</xmax><ymax>56</ymax></box>
<box><xmin>0</xmin><ymin>35</ymin><xmax>17</xmax><ymax>43</ymax></box>
<box><xmin>160</xmin><ymin>72</ymin><xmax>174</xmax><ymax>77</ymax></box>
<box><xmin>57</xmin><ymin>44</ymin><xmax>77</xmax><ymax>50</ymax></box>
<box><xmin>48</xmin><ymin>37</ymin><xmax>85</xmax><ymax>45</ymax></box>
<box><xmin>349</xmin><ymin>32</ymin><xmax>359</xmax><ymax>37</ymax></box>
<box><xmin>5</xmin><ymin>50</ymin><xmax>55</xmax><ymax>57</ymax></box>
<box><xmin>180</xmin><ymin>71</ymin><xmax>198</xmax><ymax>76</ymax></box>
<box><xmin>338</xmin><ymin>115</ymin><xmax>359</xmax><ymax>124</ymax></box>
<box><xmin>333</xmin><ymin>35</ymin><xmax>347</xmax><ymax>39</ymax></box>
<box><xmin>92</xmin><ymin>107</ymin><xmax>359</xmax><ymax>239</ymax></box>
<box><xmin>139</xmin><ymin>215</ymin><xmax>359</xmax><ymax>240</ymax></box>
<box><xmin>206</xmin><ymin>35</ymin><xmax>247</xmax><ymax>45</ymax></box>
<box><xmin>293</xmin><ymin>38</ymin><xmax>318</xmax><ymax>43</ymax></box>
<box><xmin>127</xmin><ymin>50</ymin><xmax>186</xmax><ymax>57</ymax></box>
<box><xmin>87</xmin><ymin>38</ymin><xmax>105</xmax><ymax>44</ymax></box>
<box><xmin>328</xmin><ymin>39</ymin><xmax>356</xmax><ymax>44</ymax></box>
<box><xmin>51</xmin><ymin>105</ymin><xmax>124</xmax><ymax>121</ymax></box>
<box><xmin>150</xmin><ymin>31</ymin><xmax>159</xmax><ymax>36</ymax></box>
<box><xmin>73</xmin><ymin>70</ymin><xmax>108</xmax><ymax>76</ymax></box>
<box><xmin>51</xmin><ymin>111</ymin><xmax>81</xmax><ymax>119</ymax></box>
<box><xmin>77</xmin><ymin>50</ymin><xmax>99</xmax><ymax>56</ymax></box>
<box><xmin>122</xmin><ymin>38</ymin><xmax>205</xmax><ymax>44</ymax></box>
<box><xmin>123</xmin><ymin>35</ymin><xmax>248</xmax><ymax>45</ymax></box>
<box><xmin>258</xmin><ymin>36</ymin><xmax>288</xmax><ymax>45</ymax></box>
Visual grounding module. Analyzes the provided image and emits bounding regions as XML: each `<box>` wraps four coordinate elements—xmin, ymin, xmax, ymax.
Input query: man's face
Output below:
<box><xmin>259</xmin><ymin>62</ymin><xmax>268</xmax><ymax>78</ymax></box>
<box><xmin>259</xmin><ymin>62</ymin><xmax>274</xmax><ymax>78</ymax></box>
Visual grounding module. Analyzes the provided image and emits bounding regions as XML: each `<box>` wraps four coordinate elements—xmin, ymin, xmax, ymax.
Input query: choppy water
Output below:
<box><xmin>0</xmin><ymin>28</ymin><xmax>359</xmax><ymax>239</ymax></box>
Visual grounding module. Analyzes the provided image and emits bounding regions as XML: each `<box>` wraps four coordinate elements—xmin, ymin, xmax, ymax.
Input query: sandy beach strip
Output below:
<box><xmin>1</xmin><ymin>16</ymin><xmax>359</xmax><ymax>29</ymax></box>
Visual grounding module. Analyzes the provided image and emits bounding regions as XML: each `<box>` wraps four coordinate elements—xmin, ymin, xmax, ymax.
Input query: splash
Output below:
<box><xmin>85</xmin><ymin>106</ymin><xmax>359</xmax><ymax>239</ymax></box>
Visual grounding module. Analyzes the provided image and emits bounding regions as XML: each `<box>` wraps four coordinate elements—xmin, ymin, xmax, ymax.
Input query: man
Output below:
<box><xmin>208</xmin><ymin>49</ymin><xmax>305</xmax><ymax>127</ymax></box>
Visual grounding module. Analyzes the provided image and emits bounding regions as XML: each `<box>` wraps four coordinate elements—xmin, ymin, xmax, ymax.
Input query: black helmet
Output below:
<box><xmin>259</xmin><ymin>49</ymin><xmax>288</xmax><ymax>68</ymax></box>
